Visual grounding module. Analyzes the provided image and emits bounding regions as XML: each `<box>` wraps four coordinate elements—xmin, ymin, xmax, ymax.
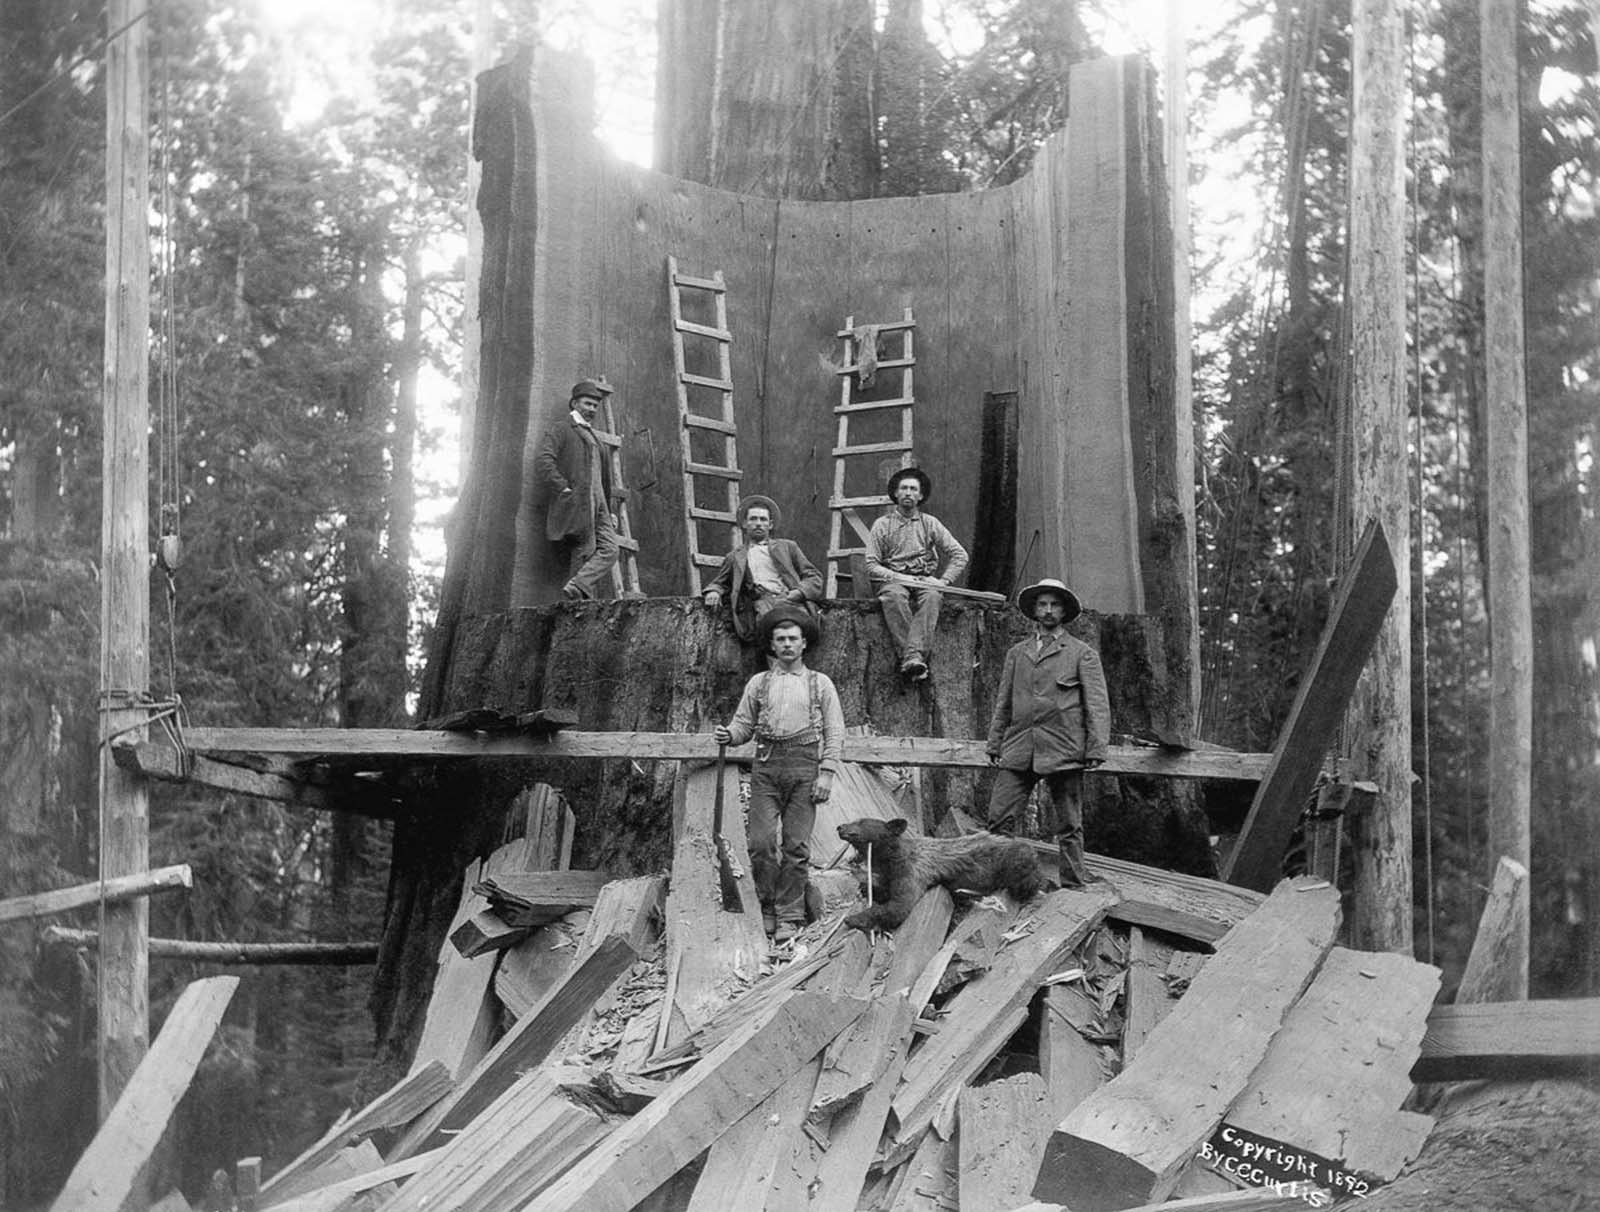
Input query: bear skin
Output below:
<box><xmin>836</xmin><ymin>817</ymin><xmax>1044</xmax><ymax>932</ymax></box>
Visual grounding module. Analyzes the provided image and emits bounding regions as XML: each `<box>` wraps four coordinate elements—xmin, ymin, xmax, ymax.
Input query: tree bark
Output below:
<box><xmin>1344</xmin><ymin>0</ymin><xmax>1413</xmax><ymax>955</ymax></box>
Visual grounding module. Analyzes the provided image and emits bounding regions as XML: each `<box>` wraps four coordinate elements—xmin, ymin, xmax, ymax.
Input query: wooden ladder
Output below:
<box><xmin>667</xmin><ymin>256</ymin><xmax>742</xmax><ymax>595</ymax></box>
<box><xmin>593</xmin><ymin>385</ymin><xmax>641</xmax><ymax>597</ymax></box>
<box><xmin>827</xmin><ymin>308</ymin><xmax>917</xmax><ymax>598</ymax></box>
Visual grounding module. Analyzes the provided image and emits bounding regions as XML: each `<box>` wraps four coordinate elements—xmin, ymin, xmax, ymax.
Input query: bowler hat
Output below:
<box><xmin>737</xmin><ymin>494</ymin><xmax>782</xmax><ymax>529</ymax></box>
<box><xmin>757</xmin><ymin>603</ymin><xmax>820</xmax><ymax>651</ymax></box>
<box><xmin>1017</xmin><ymin>578</ymin><xmax>1082</xmax><ymax>623</ymax></box>
<box><xmin>885</xmin><ymin>465</ymin><xmax>933</xmax><ymax>502</ymax></box>
<box><xmin>571</xmin><ymin>379</ymin><xmax>613</xmax><ymax>401</ymax></box>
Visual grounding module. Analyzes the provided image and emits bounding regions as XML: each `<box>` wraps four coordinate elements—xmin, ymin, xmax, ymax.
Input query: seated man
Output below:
<box><xmin>701</xmin><ymin>495</ymin><xmax>823</xmax><ymax>643</ymax></box>
<box><xmin>865</xmin><ymin>466</ymin><xmax>969</xmax><ymax>680</ymax></box>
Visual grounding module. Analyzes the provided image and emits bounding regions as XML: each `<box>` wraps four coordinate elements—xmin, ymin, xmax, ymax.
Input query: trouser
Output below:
<box><xmin>559</xmin><ymin>505</ymin><xmax>619</xmax><ymax>598</ymax></box>
<box><xmin>876</xmin><ymin>581</ymin><xmax>943</xmax><ymax>661</ymax></box>
<box><xmin>986</xmin><ymin>767</ymin><xmax>1088</xmax><ymax>888</ymax></box>
<box><xmin>747</xmin><ymin>742</ymin><xmax>818</xmax><ymax>925</ymax></box>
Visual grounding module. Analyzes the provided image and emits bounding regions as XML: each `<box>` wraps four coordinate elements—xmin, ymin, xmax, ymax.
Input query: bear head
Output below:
<box><xmin>836</xmin><ymin>816</ymin><xmax>909</xmax><ymax>858</ymax></box>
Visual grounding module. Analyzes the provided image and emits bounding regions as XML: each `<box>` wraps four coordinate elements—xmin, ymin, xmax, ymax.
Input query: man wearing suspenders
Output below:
<box><xmin>714</xmin><ymin>605</ymin><xmax>845</xmax><ymax>943</ymax></box>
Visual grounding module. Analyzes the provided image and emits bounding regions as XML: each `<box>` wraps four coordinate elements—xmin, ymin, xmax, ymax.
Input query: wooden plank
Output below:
<box><xmin>1222</xmin><ymin>947</ymin><xmax>1439</xmax><ymax>1182</ymax></box>
<box><xmin>686</xmin><ymin>1056</ymin><xmax>817</xmax><ymax>1211</ymax></box>
<box><xmin>1034</xmin><ymin>877</ymin><xmax>1342</xmax><ymax>1209</ymax></box>
<box><xmin>408</xmin><ymin>934</ymin><xmax>640</xmax><ymax>1153</ymax></box>
<box><xmin>50</xmin><ymin>976</ymin><xmax>237</xmax><ymax>1212</ymax></box>
<box><xmin>110</xmin><ymin>744</ymin><xmax>355</xmax><ymax>813</ymax></box>
<box><xmin>139</xmin><ymin>728</ymin><xmax>1275</xmax><ymax>781</ymax></box>
<box><xmin>960</xmin><ymin>1073</ymin><xmax>1055</xmax><ymax>1212</ymax></box>
<box><xmin>1412</xmin><ymin>998</ymin><xmax>1600</xmax><ymax>1081</ymax></box>
<box><xmin>1040</xmin><ymin>984</ymin><xmax>1109</xmax><ymax>1121</ymax></box>
<box><xmin>0</xmin><ymin>864</ymin><xmax>192</xmax><ymax>924</ymax></box>
<box><xmin>1223</xmin><ymin>521</ymin><xmax>1398</xmax><ymax>891</ymax></box>
<box><xmin>448</xmin><ymin>909</ymin><xmax>530</xmax><ymax>958</ymax></box>
<box><xmin>476</xmin><ymin>869</ymin><xmax>612</xmax><ymax>907</ymax></box>
<box><xmin>1107</xmin><ymin>899</ymin><xmax>1227</xmax><ymax>948</ymax></box>
<box><xmin>494</xmin><ymin>912</ymin><xmax>586</xmax><ymax>1020</ymax></box>
<box><xmin>261</xmin><ymin>1153</ymin><xmax>434</xmax><ymax>1212</ymax></box>
<box><xmin>887</xmin><ymin>1124</ymin><xmax>960</xmax><ymax>1212</ymax></box>
<box><xmin>409</xmin><ymin>837</ymin><xmax>543</xmax><ymax>1081</ymax></box>
<box><xmin>525</xmin><ymin>991</ymin><xmax>868</xmax><ymax>1212</ymax></box>
<box><xmin>660</xmin><ymin>761</ymin><xmax>767</xmax><ymax>1046</ymax></box>
<box><xmin>381</xmin><ymin>1069</ymin><xmax>613</xmax><ymax>1212</ymax></box>
<box><xmin>890</xmin><ymin>885</ymin><xmax>1118</xmax><ymax>1157</ymax></box>
<box><xmin>1120</xmin><ymin>927</ymin><xmax>1168</xmax><ymax>1063</ymax></box>
<box><xmin>809</xmin><ymin>988</ymin><xmax>911</xmax><ymax>1120</ymax></box>
<box><xmin>806</xmin><ymin>995</ymin><xmax>917</xmax><ymax>1210</ymax></box>
<box><xmin>1456</xmin><ymin>855</ymin><xmax>1530</xmax><ymax>1005</ymax></box>
<box><xmin>260</xmin><ymin>1061</ymin><xmax>451</xmax><ymax>1201</ymax></box>
<box><xmin>259</xmin><ymin>1141</ymin><xmax>387</xmax><ymax>1210</ymax></box>
<box><xmin>41</xmin><ymin>929</ymin><xmax>377</xmax><ymax>965</ymax></box>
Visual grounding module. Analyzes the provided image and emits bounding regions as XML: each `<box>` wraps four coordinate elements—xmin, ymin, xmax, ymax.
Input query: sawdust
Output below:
<box><xmin>1357</xmin><ymin>1079</ymin><xmax>1600</xmax><ymax>1211</ymax></box>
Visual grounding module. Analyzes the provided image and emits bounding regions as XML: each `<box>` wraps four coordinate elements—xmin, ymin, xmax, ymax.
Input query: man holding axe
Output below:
<box><xmin>714</xmin><ymin>605</ymin><xmax>845</xmax><ymax>943</ymax></box>
<box><xmin>865</xmin><ymin>465</ymin><xmax>970</xmax><ymax>681</ymax></box>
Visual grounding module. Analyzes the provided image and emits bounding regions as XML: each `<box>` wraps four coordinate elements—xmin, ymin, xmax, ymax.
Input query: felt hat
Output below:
<box><xmin>885</xmin><ymin>465</ymin><xmax>933</xmax><ymax>502</ymax></box>
<box><xmin>736</xmin><ymin>494</ymin><xmax>782</xmax><ymax>529</ymax></box>
<box><xmin>757</xmin><ymin>603</ymin><xmax>820</xmax><ymax>651</ymax></box>
<box><xmin>1016</xmin><ymin>577</ymin><xmax>1082</xmax><ymax>623</ymax></box>
<box><xmin>570</xmin><ymin>379</ymin><xmax>613</xmax><ymax>401</ymax></box>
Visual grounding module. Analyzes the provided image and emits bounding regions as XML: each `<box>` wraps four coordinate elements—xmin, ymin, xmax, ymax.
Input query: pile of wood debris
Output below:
<box><xmin>57</xmin><ymin>771</ymin><xmax>1595</xmax><ymax>1212</ymax></box>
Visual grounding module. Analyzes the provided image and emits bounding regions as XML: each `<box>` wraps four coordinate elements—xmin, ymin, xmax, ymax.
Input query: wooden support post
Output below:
<box><xmin>97</xmin><ymin>0</ymin><xmax>152</xmax><ymax>1119</ymax></box>
<box><xmin>1223</xmin><ymin>520</ymin><xmax>1397</xmax><ymax>891</ymax></box>
<box><xmin>1345</xmin><ymin>0</ymin><xmax>1413</xmax><ymax>955</ymax></box>
<box><xmin>1479</xmin><ymin>0</ymin><xmax>1533</xmax><ymax>1001</ymax></box>
<box><xmin>0</xmin><ymin>865</ymin><xmax>191</xmax><ymax>923</ymax></box>
<box><xmin>51</xmin><ymin>977</ymin><xmax>237</xmax><ymax>1212</ymax></box>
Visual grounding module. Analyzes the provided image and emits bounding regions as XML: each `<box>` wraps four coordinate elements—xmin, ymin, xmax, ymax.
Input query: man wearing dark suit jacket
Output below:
<box><xmin>702</xmin><ymin>495</ymin><xmax>824</xmax><ymax>643</ymax></box>
<box><xmin>985</xmin><ymin>578</ymin><xmax>1110</xmax><ymax>889</ymax></box>
<box><xmin>535</xmin><ymin>379</ymin><xmax>619</xmax><ymax>600</ymax></box>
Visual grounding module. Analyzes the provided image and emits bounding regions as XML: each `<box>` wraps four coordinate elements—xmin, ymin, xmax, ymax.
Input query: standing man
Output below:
<box><xmin>714</xmin><ymin>605</ymin><xmax>845</xmax><ymax>943</ymax></box>
<box><xmin>985</xmin><ymin>578</ymin><xmax>1110</xmax><ymax>889</ymax></box>
<box><xmin>702</xmin><ymin>495</ymin><xmax>824</xmax><ymax>643</ymax></box>
<box><xmin>535</xmin><ymin>379</ymin><xmax>619</xmax><ymax>600</ymax></box>
<box><xmin>865</xmin><ymin>466</ymin><xmax>969</xmax><ymax>680</ymax></box>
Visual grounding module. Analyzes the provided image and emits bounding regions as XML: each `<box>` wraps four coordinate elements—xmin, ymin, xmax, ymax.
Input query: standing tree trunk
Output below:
<box><xmin>655</xmin><ymin>0</ymin><xmax>879</xmax><ymax>199</ymax></box>
<box><xmin>1344</xmin><ymin>0</ymin><xmax>1413</xmax><ymax>956</ymax></box>
<box><xmin>1478</xmin><ymin>0</ymin><xmax>1531</xmax><ymax>998</ymax></box>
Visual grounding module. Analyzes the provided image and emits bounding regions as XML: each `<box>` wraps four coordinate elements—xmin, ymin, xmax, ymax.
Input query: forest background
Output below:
<box><xmin>0</xmin><ymin>0</ymin><xmax>1595</xmax><ymax>1202</ymax></box>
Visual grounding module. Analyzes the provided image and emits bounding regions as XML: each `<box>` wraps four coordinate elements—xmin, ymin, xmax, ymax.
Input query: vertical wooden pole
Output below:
<box><xmin>1479</xmin><ymin>0</ymin><xmax>1531</xmax><ymax>998</ymax></box>
<box><xmin>99</xmin><ymin>0</ymin><xmax>151</xmax><ymax>1117</ymax></box>
<box><xmin>1165</xmin><ymin>0</ymin><xmax>1200</xmax><ymax>725</ymax></box>
<box><xmin>1345</xmin><ymin>0</ymin><xmax>1413</xmax><ymax>954</ymax></box>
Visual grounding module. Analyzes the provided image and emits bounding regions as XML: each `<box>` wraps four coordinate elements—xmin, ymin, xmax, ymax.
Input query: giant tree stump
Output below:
<box><xmin>367</xmin><ymin>598</ymin><xmax>1206</xmax><ymax>1090</ymax></box>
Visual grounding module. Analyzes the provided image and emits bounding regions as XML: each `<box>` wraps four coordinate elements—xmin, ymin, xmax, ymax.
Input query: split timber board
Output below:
<box><xmin>115</xmin><ymin>729</ymin><xmax>1272</xmax><ymax>780</ymax></box>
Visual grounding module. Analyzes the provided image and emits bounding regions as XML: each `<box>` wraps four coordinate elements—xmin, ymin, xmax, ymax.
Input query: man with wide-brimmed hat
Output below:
<box><xmin>714</xmin><ymin>604</ymin><xmax>845</xmax><ymax>944</ymax></box>
<box><xmin>702</xmin><ymin>494</ymin><xmax>824</xmax><ymax>643</ymax></box>
<box><xmin>535</xmin><ymin>379</ymin><xmax>620</xmax><ymax>600</ymax></box>
<box><xmin>985</xmin><ymin>577</ymin><xmax>1110</xmax><ymax>888</ymax></box>
<box><xmin>864</xmin><ymin>465</ymin><xmax>969</xmax><ymax>680</ymax></box>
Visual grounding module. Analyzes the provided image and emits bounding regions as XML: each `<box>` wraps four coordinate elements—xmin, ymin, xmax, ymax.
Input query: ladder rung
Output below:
<box><xmin>595</xmin><ymin>431</ymin><xmax>621</xmax><ymax>447</ymax></box>
<box><xmin>681</xmin><ymin>372</ymin><xmax>734</xmax><ymax>392</ymax></box>
<box><xmin>685</xmin><ymin>461</ymin><xmax>742</xmax><ymax>480</ymax></box>
<box><xmin>836</xmin><ymin>320</ymin><xmax>915</xmax><ymax>337</ymax></box>
<box><xmin>683</xmin><ymin>414</ymin><xmax>738</xmax><ymax>435</ymax></box>
<box><xmin>836</xmin><ymin>357</ymin><xmax>913</xmax><ymax>376</ymax></box>
<box><xmin>835</xmin><ymin>397</ymin><xmax>914</xmax><ymax>414</ymax></box>
<box><xmin>692</xmin><ymin>554</ymin><xmax>725</xmax><ymax>568</ymax></box>
<box><xmin>690</xmin><ymin>507</ymin><xmax>737</xmax><ymax>523</ymax></box>
<box><xmin>832</xmin><ymin>440</ymin><xmax>912</xmax><ymax>458</ymax></box>
<box><xmin>675</xmin><ymin>319</ymin><xmax>732</xmax><ymax>342</ymax></box>
<box><xmin>673</xmin><ymin>271</ymin><xmax>725</xmax><ymax>292</ymax></box>
<box><xmin>829</xmin><ymin>494</ymin><xmax>890</xmax><ymax>509</ymax></box>
<box><xmin>827</xmin><ymin>549</ymin><xmax>869</xmax><ymax>560</ymax></box>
